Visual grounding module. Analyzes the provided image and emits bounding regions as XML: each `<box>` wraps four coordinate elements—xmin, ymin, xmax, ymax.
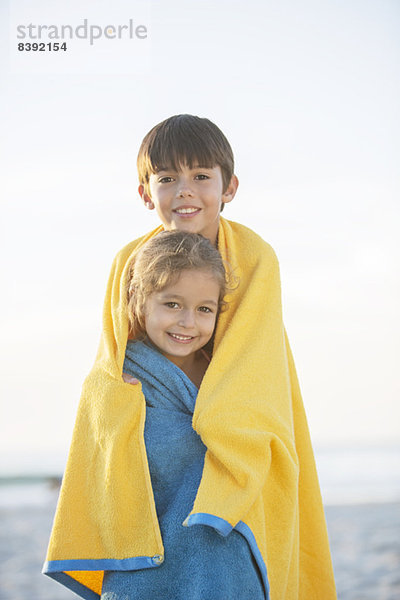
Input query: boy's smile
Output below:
<box><xmin>139</xmin><ymin>164</ymin><xmax>238</xmax><ymax>246</ymax></box>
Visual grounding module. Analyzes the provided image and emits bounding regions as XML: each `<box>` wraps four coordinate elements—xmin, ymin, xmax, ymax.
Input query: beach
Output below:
<box><xmin>0</xmin><ymin>482</ymin><xmax>399</xmax><ymax>600</ymax></box>
<box><xmin>325</xmin><ymin>502</ymin><xmax>400</xmax><ymax>599</ymax></box>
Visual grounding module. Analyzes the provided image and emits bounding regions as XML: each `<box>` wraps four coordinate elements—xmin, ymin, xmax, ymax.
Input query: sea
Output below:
<box><xmin>1</xmin><ymin>445</ymin><xmax>399</xmax><ymax>509</ymax></box>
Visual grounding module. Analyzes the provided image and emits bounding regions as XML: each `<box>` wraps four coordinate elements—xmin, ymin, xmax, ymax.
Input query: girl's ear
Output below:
<box><xmin>221</xmin><ymin>174</ymin><xmax>239</xmax><ymax>205</ymax></box>
<box><xmin>138</xmin><ymin>184</ymin><xmax>155</xmax><ymax>210</ymax></box>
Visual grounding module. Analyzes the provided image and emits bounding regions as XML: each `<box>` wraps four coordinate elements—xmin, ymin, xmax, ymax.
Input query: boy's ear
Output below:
<box><xmin>138</xmin><ymin>184</ymin><xmax>155</xmax><ymax>210</ymax></box>
<box><xmin>221</xmin><ymin>174</ymin><xmax>239</xmax><ymax>205</ymax></box>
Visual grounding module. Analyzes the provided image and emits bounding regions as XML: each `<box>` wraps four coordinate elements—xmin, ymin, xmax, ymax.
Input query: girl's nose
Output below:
<box><xmin>178</xmin><ymin>310</ymin><xmax>195</xmax><ymax>328</ymax></box>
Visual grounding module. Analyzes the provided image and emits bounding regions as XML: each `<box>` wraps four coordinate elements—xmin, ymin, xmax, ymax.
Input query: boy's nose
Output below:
<box><xmin>177</xmin><ymin>178</ymin><xmax>193</xmax><ymax>198</ymax></box>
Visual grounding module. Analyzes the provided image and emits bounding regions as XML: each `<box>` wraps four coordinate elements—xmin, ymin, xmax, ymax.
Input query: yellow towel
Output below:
<box><xmin>43</xmin><ymin>218</ymin><xmax>336</xmax><ymax>599</ymax></box>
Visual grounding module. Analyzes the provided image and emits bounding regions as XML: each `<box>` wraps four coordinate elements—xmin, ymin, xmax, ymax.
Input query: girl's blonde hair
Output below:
<box><xmin>127</xmin><ymin>231</ymin><xmax>230</xmax><ymax>337</ymax></box>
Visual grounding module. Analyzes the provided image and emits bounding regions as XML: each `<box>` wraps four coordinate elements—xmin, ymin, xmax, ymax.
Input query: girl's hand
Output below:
<box><xmin>122</xmin><ymin>372</ymin><xmax>140</xmax><ymax>385</ymax></box>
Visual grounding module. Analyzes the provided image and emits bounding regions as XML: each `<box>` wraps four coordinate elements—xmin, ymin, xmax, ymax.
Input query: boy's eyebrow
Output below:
<box><xmin>155</xmin><ymin>164</ymin><xmax>214</xmax><ymax>173</ymax></box>
<box><xmin>155</xmin><ymin>167</ymin><xmax>179</xmax><ymax>174</ymax></box>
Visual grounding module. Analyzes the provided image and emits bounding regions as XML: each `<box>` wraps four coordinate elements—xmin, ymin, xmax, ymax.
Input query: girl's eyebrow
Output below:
<box><xmin>158</xmin><ymin>292</ymin><xmax>218</xmax><ymax>306</ymax></box>
<box><xmin>159</xmin><ymin>292</ymin><xmax>184</xmax><ymax>299</ymax></box>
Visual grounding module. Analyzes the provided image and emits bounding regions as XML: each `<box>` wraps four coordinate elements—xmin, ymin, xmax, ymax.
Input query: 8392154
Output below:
<box><xmin>18</xmin><ymin>42</ymin><xmax>67</xmax><ymax>51</ymax></box>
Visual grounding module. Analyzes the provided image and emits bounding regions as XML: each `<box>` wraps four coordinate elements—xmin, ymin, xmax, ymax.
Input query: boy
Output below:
<box><xmin>43</xmin><ymin>115</ymin><xmax>336</xmax><ymax>600</ymax></box>
<box><xmin>136</xmin><ymin>114</ymin><xmax>238</xmax><ymax>247</ymax></box>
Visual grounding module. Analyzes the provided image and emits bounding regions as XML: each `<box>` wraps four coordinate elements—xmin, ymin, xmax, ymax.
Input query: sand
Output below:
<box><xmin>325</xmin><ymin>502</ymin><xmax>400</xmax><ymax>600</ymax></box>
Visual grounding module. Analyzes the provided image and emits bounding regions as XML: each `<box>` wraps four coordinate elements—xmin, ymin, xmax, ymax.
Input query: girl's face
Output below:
<box><xmin>143</xmin><ymin>269</ymin><xmax>220</xmax><ymax>367</ymax></box>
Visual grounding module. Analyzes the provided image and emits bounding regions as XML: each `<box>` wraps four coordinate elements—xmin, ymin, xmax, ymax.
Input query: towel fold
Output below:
<box><xmin>43</xmin><ymin>218</ymin><xmax>336</xmax><ymax>600</ymax></box>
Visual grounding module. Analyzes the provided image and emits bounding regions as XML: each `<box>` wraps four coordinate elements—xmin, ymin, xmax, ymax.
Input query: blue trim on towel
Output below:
<box><xmin>183</xmin><ymin>513</ymin><xmax>270</xmax><ymax>599</ymax></box>
<box><xmin>43</xmin><ymin>555</ymin><xmax>159</xmax><ymax>572</ymax></box>
<box><xmin>45</xmin><ymin>572</ymin><xmax>100</xmax><ymax>600</ymax></box>
<box><xmin>236</xmin><ymin>521</ymin><xmax>270</xmax><ymax>599</ymax></box>
<box><xmin>43</xmin><ymin>555</ymin><xmax>162</xmax><ymax>600</ymax></box>
<box><xmin>183</xmin><ymin>512</ymin><xmax>233</xmax><ymax>536</ymax></box>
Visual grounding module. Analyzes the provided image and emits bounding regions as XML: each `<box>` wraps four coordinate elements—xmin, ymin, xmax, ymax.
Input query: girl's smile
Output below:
<box><xmin>167</xmin><ymin>332</ymin><xmax>195</xmax><ymax>343</ymax></box>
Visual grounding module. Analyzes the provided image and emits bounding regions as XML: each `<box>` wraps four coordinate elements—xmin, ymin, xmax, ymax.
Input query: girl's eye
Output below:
<box><xmin>159</xmin><ymin>176</ymin><xmax>174</xmax><ymax>184</ymax></box>
<box><xmin>165</xmin><ymin>302</ymin><xmax>179</xmax><ymax>308</ymax></box>
<box><xmin>198</xmin><ymin>306</ymin><xmax>213</xmax><ymax>313</ymax></box>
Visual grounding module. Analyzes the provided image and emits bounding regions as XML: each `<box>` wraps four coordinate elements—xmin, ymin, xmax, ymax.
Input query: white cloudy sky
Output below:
<box><xmin>1</xmin><ymin>0</ymin><xmax>399</xmax><ymax>474</ymax></box>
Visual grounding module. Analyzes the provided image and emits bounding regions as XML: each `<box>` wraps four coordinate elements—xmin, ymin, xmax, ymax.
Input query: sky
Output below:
<box><xmin>0</xmin><ymin>0</ymin><xmax>399</xmax><ymax>474</ymax></box>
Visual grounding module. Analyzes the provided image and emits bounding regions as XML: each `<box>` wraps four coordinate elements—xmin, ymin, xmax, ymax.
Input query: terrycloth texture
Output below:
<box><xmin>100</xmin><ymin>339</ymin><xmax>264</xmax><ymax>599</ymax></box>
<box><xmin>43</xmin><ymin>218</ymin><xmax>336</xmax><ymax>600</ymax></box>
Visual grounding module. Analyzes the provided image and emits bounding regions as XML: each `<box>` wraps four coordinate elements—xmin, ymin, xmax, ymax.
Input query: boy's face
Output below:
<box><xmin>139</xmin><ymin>164</ymin><xmax>238</xmax><ymax>246</ymax></box>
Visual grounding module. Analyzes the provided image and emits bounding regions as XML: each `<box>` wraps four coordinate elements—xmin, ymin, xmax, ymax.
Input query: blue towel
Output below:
<box><xmin>101</xmin><ymin>340</ymin><xmax>265</xmax><ymax>600</ymax></box>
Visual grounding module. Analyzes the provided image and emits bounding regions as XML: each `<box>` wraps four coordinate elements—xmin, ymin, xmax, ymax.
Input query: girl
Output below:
<box><xmin>125</xmin><ymin>229</ymin><xmax>226</xmax><ymax>388</ymax></box>
<box><xmin>100</xmin><ymin>230</ymin><xmax>264</xmax><ymax>599</ymax></box>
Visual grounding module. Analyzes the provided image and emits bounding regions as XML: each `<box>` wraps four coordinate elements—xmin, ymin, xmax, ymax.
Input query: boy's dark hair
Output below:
<box><xmin>137</xmin><ymin>114</ymin><xmax>235</xmax><ymax>197</ymax></box>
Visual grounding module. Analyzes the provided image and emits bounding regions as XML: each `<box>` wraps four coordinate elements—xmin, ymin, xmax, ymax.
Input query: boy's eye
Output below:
<box><xmin>195</xmin><ymin>174</ymin><xmax>209</xmax><ymax>181</ymax></box>
<box><xmin>158</xmin><ymin>176</ymin><xmax>174</xmax><ymax>184</ymax></box>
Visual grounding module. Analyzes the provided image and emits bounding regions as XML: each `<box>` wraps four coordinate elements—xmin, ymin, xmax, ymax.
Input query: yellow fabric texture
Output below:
<box><xmin>44</xmin><ymin>218</ymin><xmax>336</xmax><ymax>599</ymax></box>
